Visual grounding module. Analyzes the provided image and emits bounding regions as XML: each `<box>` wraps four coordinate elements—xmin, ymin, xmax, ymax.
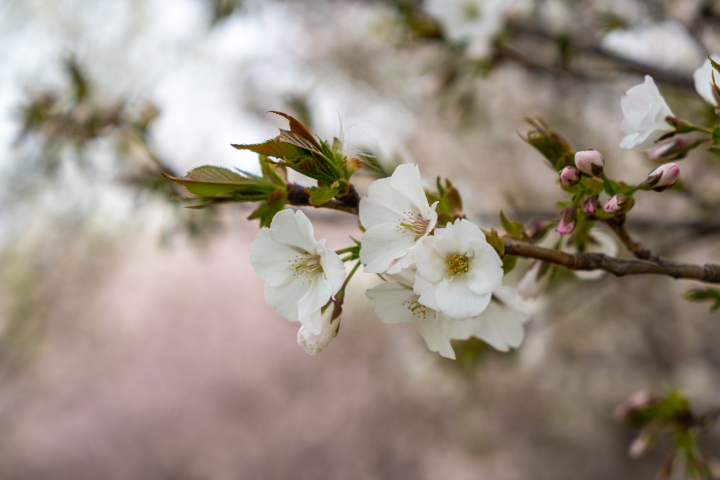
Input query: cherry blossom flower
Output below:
<box><xmin>297</xmin><ymin>303</ymin><xmax>340</xmax><ymax>355</ymax></box>
<box><xmin>446</xmin><ymin>286</ymin><xmax>528</xmax><ymax>352</ymax></box>
<box><xmin>250</xmin><ymin>209</ymin><xmax>346</xmax><ymax>335</ymax></box>
<box><xmin>693</xmin><ymin>54</ymin><xmax>720</xmax><ymax>108</ymax></box>
<box><xmin>414</xmin><ymin>218</ymin><xmax>503</xmax><ymax>320</ymax></box>
<box><xmin>359</xmin><ymin>164</ymin><xmax>438</xmax><ymax>274</ymax></box>
<box><xmin>365</xmin><ymin>268</ymin><xmax>455</xmax><ymax>359</ymax></box>
<box><xmin>619</xmin><ymin>76</ymin><xmax>675</xmax><ymax>151</ymax></box>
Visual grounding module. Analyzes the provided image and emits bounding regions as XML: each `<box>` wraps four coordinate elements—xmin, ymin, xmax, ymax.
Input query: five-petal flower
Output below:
<box><xmin>250</xmin><ymin>209</ymin><xmax>346</xmax><ymax>335</ymax></box>
<box><xmin>413</xmin><ymin>218</ymin><xmax>503</xmax><ymax>320</ymax></box>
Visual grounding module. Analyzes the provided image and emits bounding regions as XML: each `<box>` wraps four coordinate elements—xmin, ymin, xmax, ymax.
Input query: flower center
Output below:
<box><xmin>397</xmin><ymin>211</ymin><xmax>430</xmax><ymax>236</ymax></box>
<box><xmin>290</xmin><ymin>253</ymin><xmax>322</xmax><ymax>281</ymax></box>
<box><xmin>402</xmin><ymin>295</ymin><xmax>430</xmax><ymax>319</ymax></box>
<box><xmin>446</xmin><ymin>254</ymin><xmax>469</xmax><ymax>279</ymax></box>
<box><xmin>461</xmin><ymin>1</ymin><xmax>480</xmax><ymax>19</ymax></box>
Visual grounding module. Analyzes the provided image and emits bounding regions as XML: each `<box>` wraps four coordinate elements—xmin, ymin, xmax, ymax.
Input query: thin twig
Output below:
<box><xmin>604</xmin><ymin>216</ymin><xmax>662</xmax><ymax>263</ymax></box>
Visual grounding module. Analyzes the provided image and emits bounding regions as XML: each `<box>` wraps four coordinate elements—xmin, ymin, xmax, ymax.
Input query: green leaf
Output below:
<box><xmin>163</xmin><ymin>165</ymin><xmax>273</xmax><ymax>197</ymax></box>
<box><xmin>603</xmin><ymin>178</ymin><xmax>620</xmax><ymax>197</ymax></box>
<box><xmin>307</xmin><ymin>184</ymin><xmax>342</xmax><ymax>206</ymax></box>
<box><xmin>259</xmin><ymin>155</ymin><xmax>286</xmax><ymax>186</ymax></box>
<box><xmin>712</xmin><ymin>126</ymin><xmax>720</xmax><ymax>145</ymax></box>
<box><xmin>708</xmin><ymin>147</ymin><xmax>720</xmax><ymax>159</ymax></box>
<box><xmin>485</xmin><ymin>228</ymin><xmax>505</xmax><ymax>257</ymax></box>
<box><xmin>502</xmin><ymin>254</ymin><xmax>517</xmax><ymax>275</ymax></box>
<box><xmin>499</xmin><ymin>211</ymin><xmax>525</xmax><ymax>238</ymax></box>
<box><xmin>684</xmin><ymin>287</ymin><xmax>720</xmax><ymax>312</ymax></box>
<box><xmin>584</xmin><ymin>177</ymin><xmax>605</xmax><ymax>196</ymax></box>
<box><xmin>707</xmin><ymin>51</ymin><xmax>720</xmax><ymax>71</ymax></box>
<box><xmin>248</xmin><ymin>197</ymin><xmax>287</xmax><ymax>228</ymax></box>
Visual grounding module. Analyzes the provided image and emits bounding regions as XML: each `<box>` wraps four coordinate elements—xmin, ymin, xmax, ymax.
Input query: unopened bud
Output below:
<box><xmin>613</xmin><ymin>390</ymin><xmax>661</xmax><ymax>423</ymax></box>
<box><xmin>604</xmin><ymin>194</ymin><xmax>630</xmax><ymax>214</ymax></box>
<box><xmin>628</xmin><ymin>427</ymin><xmax>655</xmax><ymax>459</ymax></box>
<box><xmin>559</xmin><ymin>166</ymin><xmax>580</xmax><ymax>186</ymax></box>
<box><xmin>644</xmin><ymin>163</ymin><xmax>680</xmax><ymax>192</ymax></box>
<box><xmin>557</xmin><ymin>207</ymin><xmax>575</xmax><ymax>236</ymax></box>
<box><xmin>649</xmin><ymin>139</ymin><xmax>691</xmax><ymax>163</ymax></box>
<box><xmin>581</xmin><ymin>196</ymin><xmax>598</xmax><ymax>215</ymax></box>
<box><xmin>575</xmin><ymin>149</ymin><xmax>605</xmax><ymax>176</ymax></box>
<box><xmin>297</xmin><ymin>303</ymin><xmax>340</xmax><ymax>355</ymax></box>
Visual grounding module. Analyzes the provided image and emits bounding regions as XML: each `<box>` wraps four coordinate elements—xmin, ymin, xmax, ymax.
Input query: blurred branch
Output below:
<box><xmin>604</xmin><ymin>216</ymin><xmax>661</xmax><ymax>262</ymax></box>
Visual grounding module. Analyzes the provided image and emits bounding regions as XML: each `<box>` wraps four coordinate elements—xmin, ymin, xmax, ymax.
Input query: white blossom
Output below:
<box><xmin>414</xmin><ymin>218</ymin><xmax>503</xmax><ymax>320</ymax></box>
<box><xmin>517</xmin><ymin>261</ymin><xmax>549</xmax><ymax>300</ymax></box>
<box><xmin>619</xmin><ymin>75</ymin><xmax>675</xmax><ymax>151</ymax></box>
<box><xmin>601</xmin><ymin>21</ymin><xmax>703</xmax><ymax>73</ymax></box>
<box><xmin>366</xmin><ymin>268</ymin><xmax>455</xmax><ymax>359</ymax></box>
<box><xmin>446</xmin><ymin>286</ymin><xmax>528</xmax><ymax>352</ymax></box>
<box><xmin>249</xmin><ymin>209</ymin><xmax>346</xmax><ymax>335</ymax></box>
<box><xmin>359</xmin><ymin>164</ymin><xmax>438</xmax><ymax>274</ymax></box>
<box><xmin>693</xmin><ymin>54</ymin><xmax>720</xmax><ymax>108</ymax></box>
<box><xmin>297</xmin><ymin>303</ymin><xmax>339</xmax><ymax>355</ymax></box>
<box><xmin>424</xmin><ymin>0</ymin><xmax>510</xmax><ymax>58</ymax></box>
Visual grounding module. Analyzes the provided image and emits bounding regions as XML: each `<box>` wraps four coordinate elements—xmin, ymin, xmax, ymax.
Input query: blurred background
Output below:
<box><xmin>1</xmin><ymin>0</ymin><xmax>720</xmax><ymax>478</ymax></box>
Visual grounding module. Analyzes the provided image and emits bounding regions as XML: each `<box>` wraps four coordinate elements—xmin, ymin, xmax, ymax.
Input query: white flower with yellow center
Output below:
<box><xmin>366</xmin><ymin>267</ymin><xmax>455</xmax><ymax>359</ymax></box>
<box><xmin>414</xmin><ymin>218</ymin><xmax>503</xmax><ymax>320</ymax></box>
<box><xmin>249</xmin><ymin>209</ymin><xmax>346</xmax><ymax>335</ymax></box>
<box><xmin>359</xmin><ymin>164</ymin><xmax>438</xmax><ymax>274</ymax></box>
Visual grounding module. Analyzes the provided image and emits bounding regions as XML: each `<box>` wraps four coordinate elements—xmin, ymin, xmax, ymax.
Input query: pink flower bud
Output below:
<box><xmin>648</xmin><ymin>138</ymin><xmax>690</xmax><ymax>163</ymax></box>
<box><xmin>559</xmin><ymin>166</ymin><xmax>580</xmax><ymax>187</ymax></box>
<box><xmin>581</xmin><ymin>196</ymin><xmax>598</xmax><ymax>215</ymax></box>
<box><xmin>604</xmin><ymin>194</ymin><xmax>629</xmax><ymax>214</ymax></box>
<box><xmin>557</xmin><ymin>207</ymin><xmax>575</xmax><ymax>237</ymax></box>
<box><xmin>646</xmin><ymin>163</ymin><xmax>680</xmax><ymax>192</ymax></box>
<box><xmin>575</xmin><ymin>149</ymin><xmax>605</xmax><ymax>176</ymax></box>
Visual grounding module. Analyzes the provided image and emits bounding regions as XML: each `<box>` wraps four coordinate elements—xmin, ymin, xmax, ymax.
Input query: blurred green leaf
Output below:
<box><xmin>684</xmin><ymin>287</ymin><xmax>720</xmax><ymax>311</ymax></box>
<box><xmin>163</xmin><ymin>165</ymin><xmax>276</xmax><ymax>198</ymax></box>
<box><xmin>308</xmin><ymin>183</ymin><xmax>342</xmax><ymax>206</ymax></box>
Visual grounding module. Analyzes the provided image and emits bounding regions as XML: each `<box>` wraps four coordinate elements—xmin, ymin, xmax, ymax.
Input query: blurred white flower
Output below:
<box><xmin>517</xmin><ymin>261</ymin><xmax>550</xmax><ymax>300</ymax></box>
<box><xmin>693</xmin><ymin>54</ymin><xmax>720</xmax><ymax>108</ymax></box>
<box><xmin>250</xmin><ymin>209</ymin><xmax>346</xmax><ymax>335</ymax></box>
<box><xmin>619</xmin><ymin>75</ymin><xmax>675</xmax><ymax>151</ymax></box>
<box><xmin>424</xmin><ymin>0</ymin><xmax>509</xmax><ymax>58</ymax></box>
<box><xmin>446</xmin><ymin>286</ymin><xmax>528</xmax><ymax>351</ymax></box>
<box><xmin>414</xmin><ymin>218</ymin><xmax>503</xmax><ymax>320</ymax></box>
<box><xmin>297</xmin><ymin>303</ymin><xmax>340</xmax><ymax>355</ymax></box>
<box><xmin>366</xmin><ymin>267</ymin><xmax>455</xmax><ymax>359</ymax></box>
<box><xmin>360</xmin><ymin>164</ymin><xmax>438</xmax><ymax>274</ymax></box>
<box><xmin>601</xmin><ymin>21</ymin><xmax>703</xmax><ymax>73</ymax></box>
<box><xmin>561</xmin><ymin>228</ymin><xmax>618</xmax><ymax>281</ymax></box>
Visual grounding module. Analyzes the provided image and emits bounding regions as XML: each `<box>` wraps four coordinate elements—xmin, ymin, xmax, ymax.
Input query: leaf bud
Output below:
<box><xmin>575</xmin><ymin>149</ymin><xmax>605</xmax><ymax>176</ymax></box>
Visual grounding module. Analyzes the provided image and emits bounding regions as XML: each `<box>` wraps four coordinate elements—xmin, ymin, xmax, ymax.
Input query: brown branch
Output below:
<box><xmin>286</xmin><ymin>183</ymin><xmax>359</xmax><ymax>215</ymax></box>
<box><xmin>503</xmin><ymin>238</ymin><xmax>720</xmax><ymax>284</ymax></box>
<box><xmin>604</xmin><ymin>216</ymin><xmax>661</xmax><ymax>263</ymax></box>
<box><xmin>286</xmin><ymin>183</ymin><xmax>720</xmax><ymax>284</ymax></box>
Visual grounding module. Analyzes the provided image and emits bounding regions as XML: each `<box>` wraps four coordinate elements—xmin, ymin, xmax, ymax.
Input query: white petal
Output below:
<box><xmin>249</xmin><ymin>228</ymin><xmax>301</xmax><ymax>287</ymax></box>
<box><xmin>269</xmin><ymin>209</ymin><xmax>318</xmax><ymax>253</ymax></box>
<box><xmin>436</xmin><ymin>278</ymin><xmax>492</xmax><ymax>320</ymax></box>
<box><xmin>360</xmin><ymin>177</ymin><xmax>415</xmax><ymax>229</ymax></box>
<box><xmin>264</xmin><ymin>279</ymin><xmax>308</xmax><ymax>323</ymax></box>
<box><xmin>433</xmin><ymin>222</ymin><xmax>465</xmax><ymax>256</ymax></box>
<box><xmin>415</xmin><ymin>275</ymin><xmax>441</xmax><ymax>311</ymax></box>
<box><xmin>466</xmin><ymin>240</ymin><xmax>503</xmax><ymax>296</ymax></box>
<box><xmin>414</xmin><ymin>237</ymin><xmax>446</xmax><ymax>283</ymax></box>
<box><xmin>388</xmin><ymin>164</ymin><xmax>430</xmax><ymax>214</ymax></box>
<box><xmin>297</xmin><ymin>276</ymin><xmax>333</xmax><ymax>334</ymax></box>
<box><xmin>413</xmin><ymin>315</ymin><xmax>455</xmax><ymax>359</ymax></box>
<box><xmin>360</xmin><ymin>223</ymin><xmax>416</xmax><ymax>273</ymax></box>
<box><xmin>387</xmin><ymin>248</ymin><xmax>416</xmax><ymax>275</ymax></box>
<box><xmin>317</xmin><ymin>243</ymin><xmax>346</xmax><ymax>295</ymax></box>
<box><xmin>386</xmin><ymin>266</ymin><xmax>417</xmax><ymax>288</ymax></box>
<box><xmin>694</xmin><ymin>56</ymin><xmax>720</xmax><ymax>107</ymax></box>
<box><xmin>365</xmin><ymin>282</ymin><xmax>422</xmax><ymax>325</ymax></box>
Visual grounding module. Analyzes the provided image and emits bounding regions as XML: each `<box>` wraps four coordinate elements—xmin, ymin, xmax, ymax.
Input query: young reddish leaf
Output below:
<box><xmin>269</xmin><ymin>111</ymin><xmax>321</xmax><ymax>149</ymax></box>
<box><xmin>231</xmin><ymin>139</ymin><xmax>305</xmax><ymax>160</ymax></box>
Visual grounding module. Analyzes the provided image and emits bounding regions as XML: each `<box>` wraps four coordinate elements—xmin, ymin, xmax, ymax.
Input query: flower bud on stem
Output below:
<box><xmin>604</xmin><ymin>194</ymin><xmax>632</xmax><ymax>214</ymax></box>
<box><xmin>575</xmin><ymin>149</ymin><xmax>605</xmax><ymax>176</ymax></box>
<box><xmin>640</xmin><ymin>164</ymin><xmax>680</xmax><ymax>192</ymax></box>
<box><xmin>557</xmin><ymin>207</ymin><xmax>576</xmax><ymax>236</ymax></box>
<box><xmin>559</xmin><ymin>166</ymin><xmax>580</xmax><ymax>186</ymax></box>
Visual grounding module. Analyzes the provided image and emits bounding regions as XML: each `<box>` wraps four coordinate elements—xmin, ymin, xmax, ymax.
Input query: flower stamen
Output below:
<box><xmin>397</xmin><ymin>211</ymin><xmax>430</xmax><ymax>236</ymax></box>
<box><xmin>289</xmin><ymin>254</ymin><xmax>322</xmax><ymax>281</ymax></box>
<box><xmin>446</xmin><ymin>254</ymin><xmax>469</xmax><ymax>279</ymax></box>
